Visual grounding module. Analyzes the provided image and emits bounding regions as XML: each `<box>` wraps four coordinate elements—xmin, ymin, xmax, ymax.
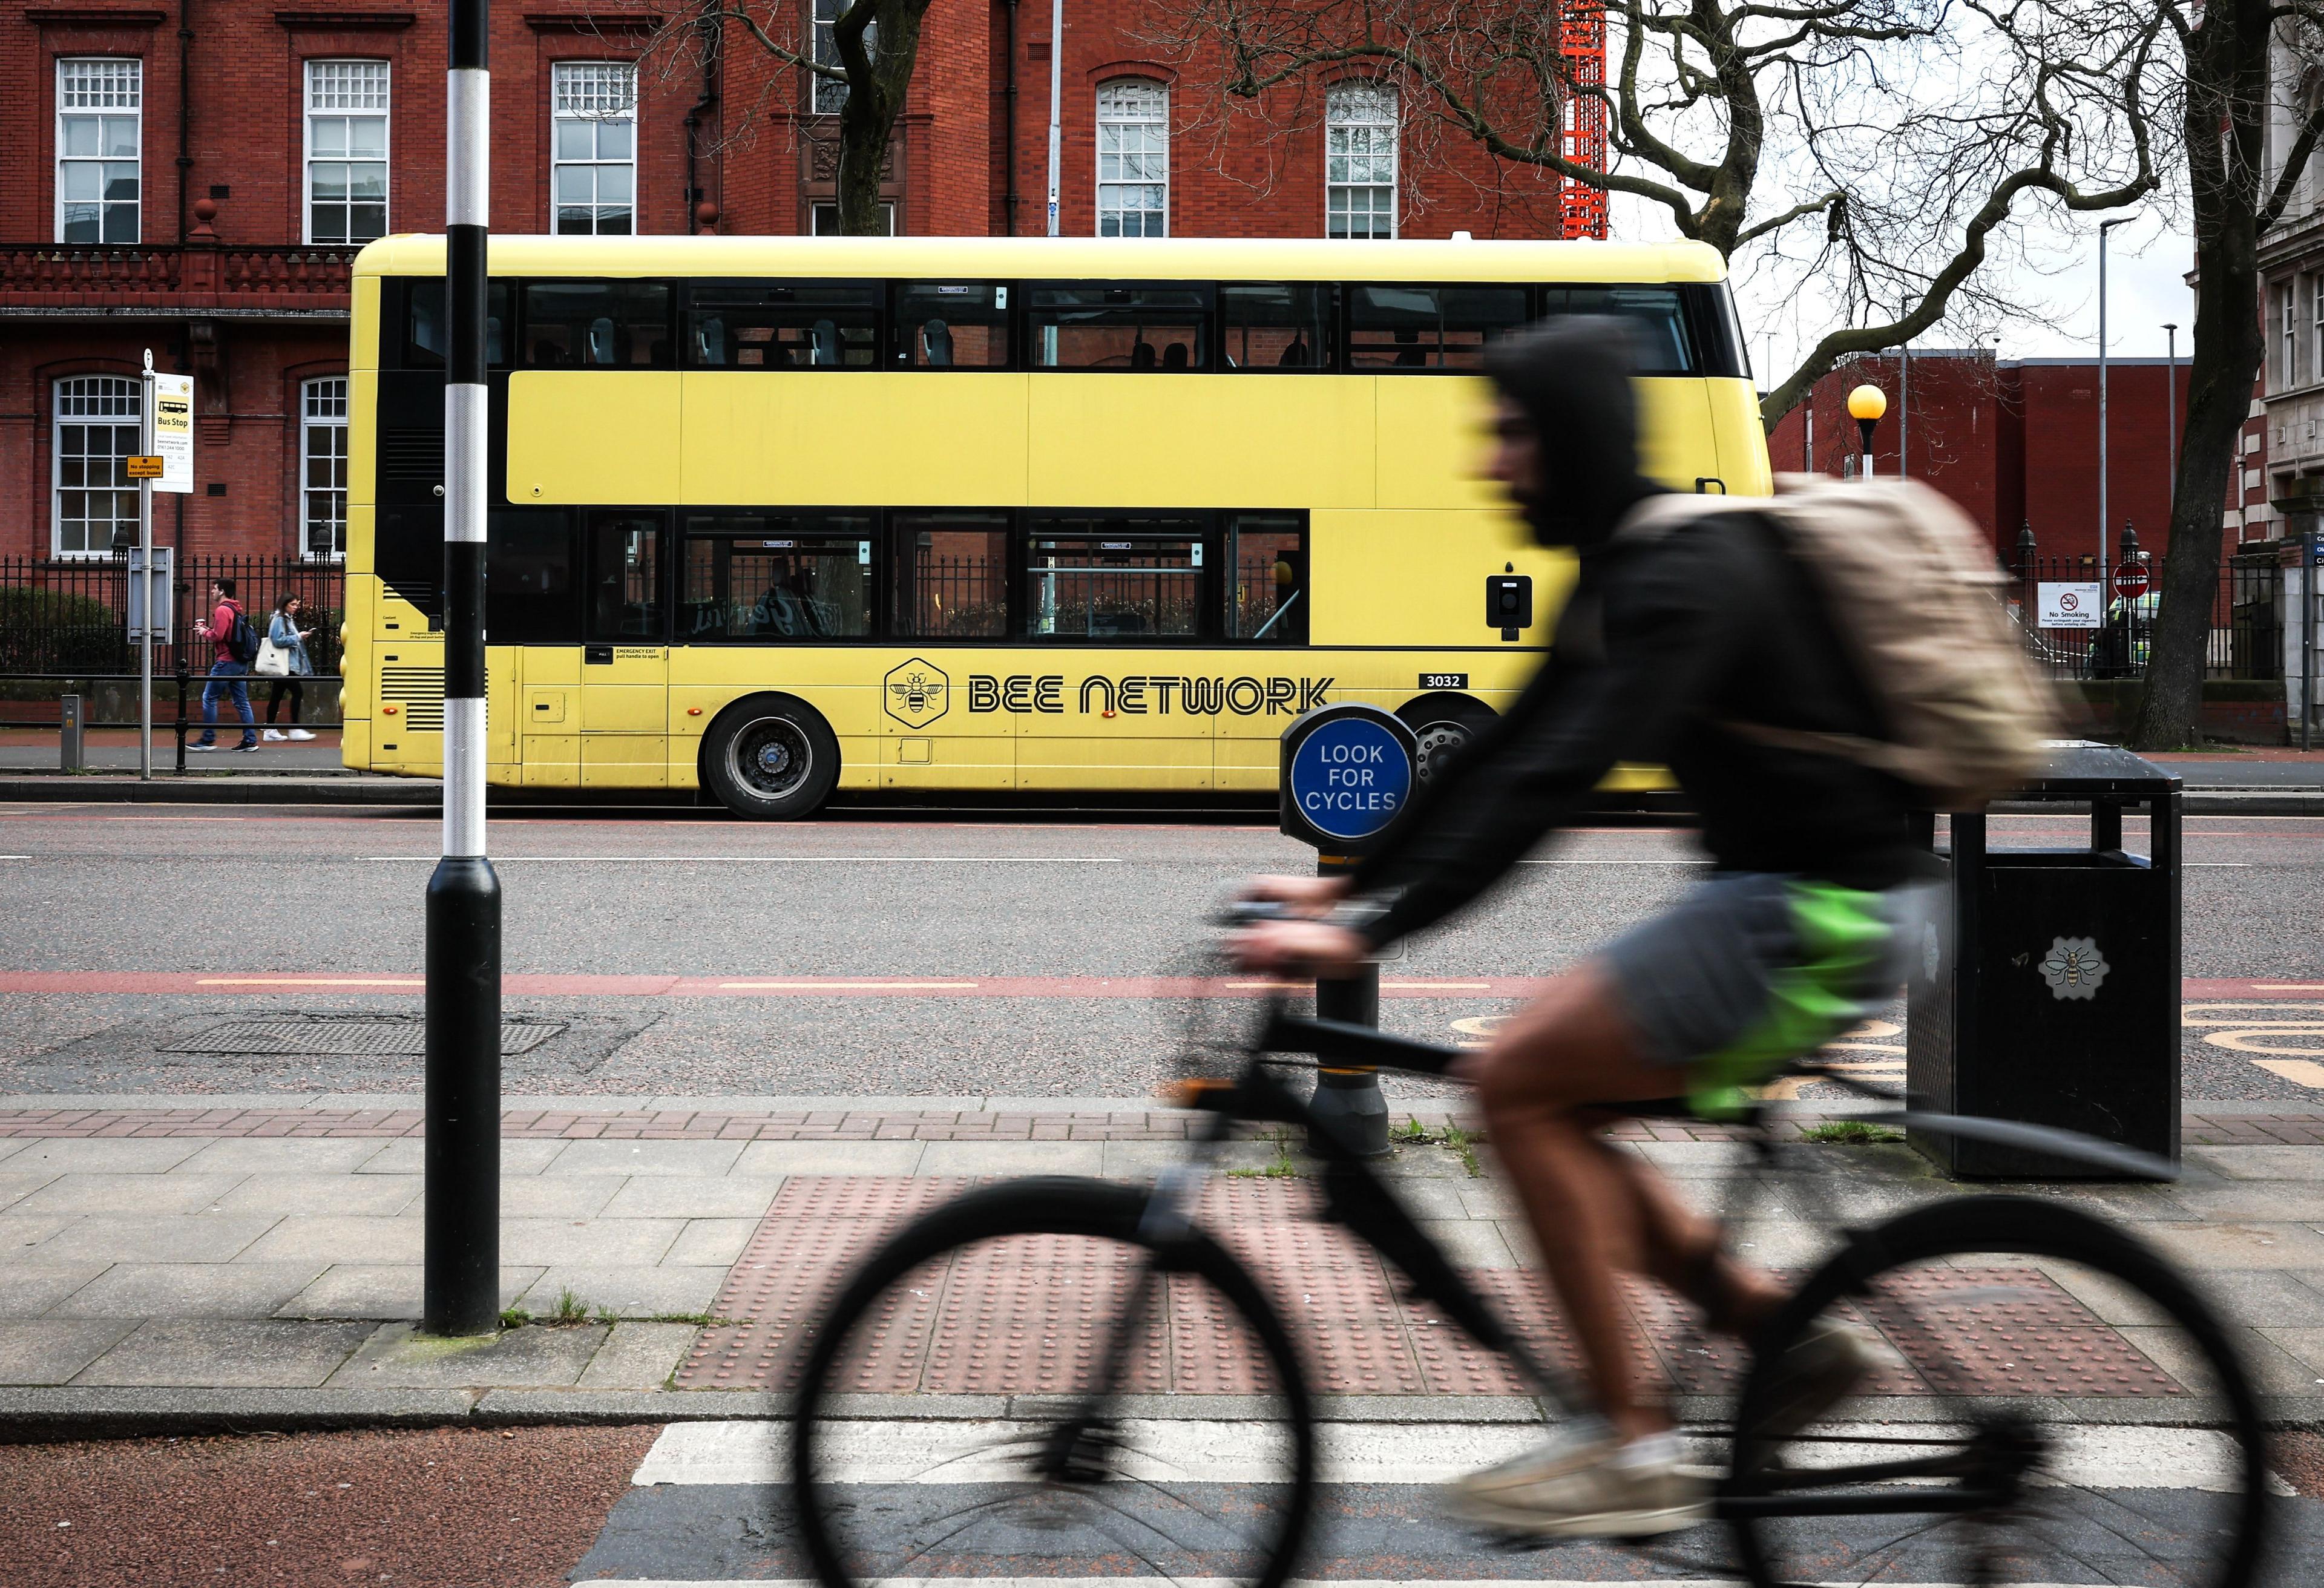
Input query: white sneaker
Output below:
<box><xmin>286</xmin><ymin>729</ymin><xmax>315</xmax><ymax>741</ymax></box>
<box><xmin>188</xmin><ymin>742</ymin><xmax>220</xmax><ymax>752</ymax></box>
<box><xmin>262</xmin><ymin>729</ymin><xmax>286</xmax><ymax>741</ymax></box>
<box><xmin>1448</xmin><ymin>1422</ymin><xmax>1708</xmax><ymax>1538</ymax></box>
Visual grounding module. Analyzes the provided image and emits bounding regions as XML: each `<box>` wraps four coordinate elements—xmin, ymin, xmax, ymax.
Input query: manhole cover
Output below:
<box><xmin>160</xmin><ymin>1015</ymin><xmax>567</xmax><ymax>1058</ymax></box>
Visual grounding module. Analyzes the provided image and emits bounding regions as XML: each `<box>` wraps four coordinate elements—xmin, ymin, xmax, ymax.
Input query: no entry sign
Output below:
<box><xmin>1279</xmin><ymin>703</ymin><xmax>1417</xmax><ymax>853</ymax></box>
<box><xmin>2113</xmin><ymin>563</ymin><xmax>2150</xmax><ymax>600</ymax></box>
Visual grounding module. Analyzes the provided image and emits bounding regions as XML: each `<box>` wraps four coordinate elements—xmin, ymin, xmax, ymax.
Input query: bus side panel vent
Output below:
<box><xmin>379</xmin><ymin>666</ymin><xmax>447</xmax><ymax>732</ymax></box>
<box><xmin>381</xmin><ymin>427</ymin><xmax>445</xmax><ymax>486</ymax></box>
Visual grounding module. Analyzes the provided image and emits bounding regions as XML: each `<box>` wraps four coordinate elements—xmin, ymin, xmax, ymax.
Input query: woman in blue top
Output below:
<box><xmin>261</xmin><ymin>594</ymin><xmax>317</xmax><ymax>742</ymax></box>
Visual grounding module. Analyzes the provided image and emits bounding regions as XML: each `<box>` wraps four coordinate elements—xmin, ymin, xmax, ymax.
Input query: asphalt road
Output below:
<box><xmin>1</xmin><ymin>801</ymin><xmax>2321</xmax><ymax>1101</ymax></box>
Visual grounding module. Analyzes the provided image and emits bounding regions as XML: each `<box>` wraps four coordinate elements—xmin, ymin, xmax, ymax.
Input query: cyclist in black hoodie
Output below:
<box><xmin>1234</xmin><ymin>318</ymin><xmax>1930</xmax><ymax>1538</ymax></box>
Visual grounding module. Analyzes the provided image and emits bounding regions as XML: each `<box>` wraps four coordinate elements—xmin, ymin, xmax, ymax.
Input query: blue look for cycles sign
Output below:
<box><xmin>1280</xmin><ymin>704</ymin><xmax>1418</xmax><ymax>850</ymax></box>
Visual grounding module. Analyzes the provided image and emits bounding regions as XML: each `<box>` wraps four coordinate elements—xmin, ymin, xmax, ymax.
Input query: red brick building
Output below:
<box><xmin>1766</xmin><ymin>352</ymin><xmax>2246</xmax><ymax>566</ymax></box>
<box><xmin>0</xmin><ymin>1</ymin><xmax>1586</xmax><ymax>568</ymax></box>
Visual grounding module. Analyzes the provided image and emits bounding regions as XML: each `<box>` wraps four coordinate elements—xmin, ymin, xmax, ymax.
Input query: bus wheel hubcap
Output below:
<box><xmin>734</xmin><ymin>721</ymin><xmax>809</xmax><ymax>799</ymax></box>
<box><xmin>1413</xmin><ymin>721</ymin><xmax>1469</xmax><ymax>782</ymax></box>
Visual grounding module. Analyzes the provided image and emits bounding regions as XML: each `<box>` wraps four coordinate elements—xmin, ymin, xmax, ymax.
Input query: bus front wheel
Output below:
<box><xmin>1397</xmin><ymin>693</ymin><xmax>1495</xmax><ymax>785</ymax></box>
<box><xmin>702</xmin><ymin>696</ymin><xmax>841</xmax><ymax>819</ymax></box>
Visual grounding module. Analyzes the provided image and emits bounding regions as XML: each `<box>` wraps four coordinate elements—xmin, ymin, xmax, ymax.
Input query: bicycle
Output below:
<box><xmin>787</xmin><ymin>989</ymin><xmax>2273</xmax><ymax>1588</ymax></box>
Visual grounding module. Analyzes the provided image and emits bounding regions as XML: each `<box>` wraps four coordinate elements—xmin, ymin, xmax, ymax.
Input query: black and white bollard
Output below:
<box><xmin>423</xmin><ymin>0</ymin><xmax>502</xmax><ymax>1339</ymax></box>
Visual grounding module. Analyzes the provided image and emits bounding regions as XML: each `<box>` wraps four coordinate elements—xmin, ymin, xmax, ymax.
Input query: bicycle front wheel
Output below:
<box><xmin>789</xmin><ymin>1176</ymin><xmax>1316</xmax><ymax>1588</ymax></box>
<box><xmin>1727</xmin><ymin>1194</ymin><xmax>2272</xmax><ymax>1588</ymax></box>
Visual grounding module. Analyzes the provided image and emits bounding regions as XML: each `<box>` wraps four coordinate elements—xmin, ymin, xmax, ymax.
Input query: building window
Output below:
<box><xmin>56</xmin><ymin>59</ymin><xmax>140</xmax><ymax>244</ymax></box>
<box><xmin>552</xmin><ymin>62</ymin><xmax>637</xmax><ymax>234</ymax></box>
<box><xmin>51</xmin><ymin>376</ymin><xmax>140</xmax><ymax>557</ymax></box>
<box><xmin>2284</xmin><ymin>284</ymin><xmax>2299</xmax><ymax>392</ymax></box>
<box><xmin>1325</xmin><ymin>82</ymin><xmax>1397</xmax><ymax>239</ymax></box>
<box><xmin>301</xmin><ymin>378</ymin><xmax>350</xmax><ymax>561</ymax></box>
<box><xmin>2312</xmin><ymin>277</ymin><xmax>2323</xmax><ymax>388</ymax></box>
<box><xmin>305</xmin><ymin>61</ymin><xmax>389</xmax><ymax>245</ymax></box>
<box><xmin>1096</xmin><ymin>80</ymin><xmax>1168</xmax><ymax>238</ymax></box>
<box><xmin>810</xmin><ymin>201</ymin><xmax>896</xmax><ymax>235</ymax></box>
<box><xmin>810</xmin><ymin>0</ymin><xmax>862</xmax><ymax>114</ymax></box>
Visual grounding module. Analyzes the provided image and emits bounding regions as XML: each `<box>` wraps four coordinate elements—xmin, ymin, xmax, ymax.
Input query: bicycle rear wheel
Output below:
<box><xmin>1727</xmin><ymin>1194</ymin><xmax>2272</xmax><ymax>1588</ymax></box>
<box><xmin>789</xmin><ymin>1176</ymin><xmax>1316</xmax><ymax>1588</ymax></box>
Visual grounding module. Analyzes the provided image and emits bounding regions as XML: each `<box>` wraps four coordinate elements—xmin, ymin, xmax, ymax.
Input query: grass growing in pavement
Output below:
<box><xmin>498</xmin><ymin>1306</ymin><xmax>533</xmax><ymax>1330</ymax></box>
<box><xmin>1442</xmin><ymin>1122</ymin><xmax>1485</xmax><ymax>1178</ymax></box>
<box><xmin>1801</xmin><ymin>1120</ymin><xmax>1906</xmax><ymax>1145</ymax></box>
<box><xmin>550</xmin><ymin>1288</ymin><xmax>591</xmax><ymax>1325</ymax></box>
<box><xmin>1227</xmin><ymin>1127</ymin><xmax>1300</xmax><ymax>1179</ymax></box>
<box><xmin>1396</xmin><ymin>1115</ymin><xmax>1486</xmax><ymax>1176</ymax></box>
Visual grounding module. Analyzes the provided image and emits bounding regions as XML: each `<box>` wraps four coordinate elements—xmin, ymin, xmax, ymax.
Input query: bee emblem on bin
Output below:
<box><xmin>2037</xmin><ymin>936</ymin><xmax>2110</xmax><ymax>1002</ymax></box>
<box><xmin>884</xmin><ymin>658</ymin><xmax>950</xmax><ymax>727</ymax></box>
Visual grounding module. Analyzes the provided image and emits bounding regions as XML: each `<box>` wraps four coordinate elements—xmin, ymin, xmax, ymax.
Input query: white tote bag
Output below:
<box><xmin>253</xmin><ymin>636</ymin><xmax>290</xmax><ymax>677</ymax></box>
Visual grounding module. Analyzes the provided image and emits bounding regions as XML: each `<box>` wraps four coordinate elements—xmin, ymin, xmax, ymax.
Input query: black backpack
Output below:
<box><xmin>226</xmin><ymin>607</ymin><xmax>260</xmax><ymax>666</ymax></box>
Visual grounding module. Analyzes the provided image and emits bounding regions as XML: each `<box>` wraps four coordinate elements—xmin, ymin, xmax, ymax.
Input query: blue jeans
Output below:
<box><xmin>200</xmin><ymin>660</ymin><xmax>257</xmax><ymax>746</ymax></box>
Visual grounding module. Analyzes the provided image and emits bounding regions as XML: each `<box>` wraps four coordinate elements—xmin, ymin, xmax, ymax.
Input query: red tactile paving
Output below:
<box><xmin>676</xmin><ymin>1175</ymin><xmax>2198</xmax><ymax>1401</ymax></box>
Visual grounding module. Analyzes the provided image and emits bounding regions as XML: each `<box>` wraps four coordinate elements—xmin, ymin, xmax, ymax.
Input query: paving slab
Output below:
<box><xmin>2</xmin><ymin>1140</ymin><xmax>209</xmax><ymax>1174</ymax></box>
<box><xmin>45</xmin><ymin>1262</ymin><xmax>325</xmax><ymax>1321</ymax></box>
<box><xmin>0</xmin><ymin>1171</ymin><xmax>57</xmax><ymax>1212</ymax></box>
<box><xmin>500</xmin><ymin>1217</ymin><xmax>683</xmax><ymax>1267</ymax></box>
<box><xmin>174</xmin><ymin>1138</ymin><xmax>398</xmax><ymax>1175</ymax></box>
<box><xmin>517</xmin><ymin>1265</ymin><xmax>725</xmax><ymax>1318</ymax></box>
<box><xmin>732</xmin><ymin>1140</ymin><xmax>924</xmax><ymax>1176</ymax></box>
<box><xmin>663</xmin><ymin>1218</ymin><xmax>761</xmax><ymax>1268</ymax></box>
<box><xmin>0</xmin><ymin>1215</ymin><xmax>73</xmax><ymax>1252</ymax></box>
<box><xmin>31</xmin><ymin>1213</ymin><xmax>279</xmax><ymax>1265</ymax></box>
<box><xmin>240</xmin><ymin>1215</ymin><xmax>424</xmax><ymax>1265</ymax></box>
<box><xmin>496</xmin><ymin>1175</ymin><xmax>626</xmax><ymax>1219</ymax></box>
<box><xmin>12</xmin><ymin>1172</ymin><xmax>250</xmax><ymax>1216</ymax></box>
<box><xmin>577</xmin><ymin>1321</ymin><xmax>700</xmax><ymax>1388</ymax></box>
<box><xmin>2170</xmin><ymin>1183</ymin><xmax>2324</xmax><ymax>1221</ymax></box>
<box><xmin>597</xmin><ymin>1175</ymin><xmax>785</xmax><ymax>1219</ymax></box>
<box><xmin>277</xmin><ymin>1265</ymin><xmax>544</xmax><ymax>1321</ymax></box>
<box><xmin>0</xmin><ymin>1139</ymin><xmax>27</xmax><ymax>1165</ymax></box>
<box><xmin>0</xmin><ymin>1319</ymin><xmax>139</xmax><ymax>1385</ymax></box>
<box><xmin>0</xmin><ymin>1265</ymin><xmax>110</xmax><ymax>1317</ymax></box>
<box><xmin>915</xmin><ymin>1141</ymin><xmax>1106</xmax><ymax>1177</ymax></box>
<box><xmin>74</xmin><ymin>1319</ymin><xmax>373</xmax><ymax>1388</ymax></box>
<box><xmin>2141</xmin><ymin>1219</ymin><xmax>2324</xmax><ymax>1270</ymax></box>
<box><xmin>1410</xmin><ymin>1219</ymin><xmax>1517</xmax><ymax>1268</ymax></box>
<box><xmin>353</xmin><ymin>1138</ymin><xmax>570</xmax><ymax>1175</ymax></box>
<box><xmin>2184</xmin><ymin>1146</ymin><xmax>2324</xmax><ymax>1181</ymax></box>
<box><xmin>543</xmin><ymin>1140</ymin><xmax>747</xmax><ymax>1178</ymax></box>
<box><xmin>210</xmin><ymin>1172</ymin><xmax>422</xmax><ymax>1218</ymax></box>
<box><xmin>2258</xmin><ymin>1327</ymin><xmax>2324</xmax><ymax>1376</ymax></box>
<box><xmin>326</xmin><ymin>1321</ymin><xmax>608</xmax><ymax>1389</ymax></box>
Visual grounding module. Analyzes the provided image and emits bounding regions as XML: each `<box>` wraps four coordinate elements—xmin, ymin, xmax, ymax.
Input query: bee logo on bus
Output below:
<box><xmin>884</xmin><ymin>659</ymin><xmax>951</xmax><ymax>727</ymax></box>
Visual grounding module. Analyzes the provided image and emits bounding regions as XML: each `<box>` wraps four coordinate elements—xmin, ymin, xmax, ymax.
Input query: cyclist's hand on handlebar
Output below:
<box><xmin>1235</xmin><ymin>873</ymin><xmax>1351</xmax><ymax>917</ymax></box>
<box><xmin>1229</xmin><ymin>918</ymin><xmax>1372</xmax><ymax>975</ymax></box>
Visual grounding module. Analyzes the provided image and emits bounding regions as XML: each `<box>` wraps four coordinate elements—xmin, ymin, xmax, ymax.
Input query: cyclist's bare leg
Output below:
<box><xmin>1463</xmin><ymin>963</ymin><xmax>1787</xmax><ymax>1443</ymax></box>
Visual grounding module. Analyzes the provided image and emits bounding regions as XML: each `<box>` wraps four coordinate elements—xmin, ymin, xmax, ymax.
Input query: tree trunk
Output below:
<box><xmin>2129</xmin><ymin>2</ymin><xmax>2268</xmax><ymax>749</ymax></box>
<box><xmin>834</xmin><ymin>92</ymin><xmax>888</xmax><ymax>234</ymax></box>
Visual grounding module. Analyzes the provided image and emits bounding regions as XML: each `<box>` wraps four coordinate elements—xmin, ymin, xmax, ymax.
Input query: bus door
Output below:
<box><xmin>1016</xmin><ymin>516</ymin><xmax>1214</xmax><ymax>792</ymax></box>
<box><xmin>580</xmin><ymin>508</ymin><xmax>670</xmax><ymax>787</ymax></box>
<box><xmin>880</xmin><ymin>513</ymin><xmax>1014</xmax><ymax>789</ymax></box>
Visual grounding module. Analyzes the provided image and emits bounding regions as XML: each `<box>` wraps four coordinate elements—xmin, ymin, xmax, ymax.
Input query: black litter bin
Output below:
<box><xmin>1906</xmin><ymin>742</ymin><xmax>2181</xmax><ymax>1178</ymax></box>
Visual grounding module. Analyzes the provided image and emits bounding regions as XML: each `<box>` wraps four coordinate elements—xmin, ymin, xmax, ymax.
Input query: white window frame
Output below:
<box><xmin>810</xmin><ymin>200</ymin><xmax>896</xmax><ymax>235</ymax></box>
<box><xmin>2311</xmin><ymin>276</ymin><xmax>2323</xmax><ymax>388</ymax></box>
<box><xmin>2284</xmin><ymin>284</ymin><xmax>2299</xmax><ymax>392</ymax></box>
<box><xmin>1325</xmin><ymin>82</ymin><xmax>1398</xmax><ymax>240</ymax></box>
<box><xmin>551</xmin><ymin>61</ymin><xmax>638</xmax><ymax>235</ymax></box>
<box><xmin>1095</xmin><ymin>79</ymin><xmax>1169</xmax><ymax>238</ymax></box>
<box><xmin>810</xmin><ymin>0</ymin><xmax>862</xmax><ymax>114</ymax></box>
<box><xmin>50</xmin><ymin>375</ymin><xmax>142</xmax><ymax>559</ymax></box>
<box><xmin>301</xmin><ymin>377</ymin><xmax>350</xmax><ymax>562</ymax></box>
<box><xmin>55</xmin><ymin>57</ymin><xmax>142</xmax><ymax>245</ymax></box>
<box><xmin>303</xmin><ymin>59</ymin><xmax>390</xmax><ymax>246</ymax></box>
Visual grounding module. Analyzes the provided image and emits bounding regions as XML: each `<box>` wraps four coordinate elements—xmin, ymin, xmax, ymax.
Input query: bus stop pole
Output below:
<box><xmin>139</xmin><ymin>350</ymin><xmax>154</xmax><ymax>781</ymax></box>
<box><xmin>424</xmin><ymin>0</ymin><xmax>502</xmax><ymax>1338</ymax></box>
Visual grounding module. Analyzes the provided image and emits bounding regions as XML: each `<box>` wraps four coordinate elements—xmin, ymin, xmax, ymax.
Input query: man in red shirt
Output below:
<box><xmin>190</xmin><ymin>578</ymin><xmax>259</xmax><ymax>752</ymax></box>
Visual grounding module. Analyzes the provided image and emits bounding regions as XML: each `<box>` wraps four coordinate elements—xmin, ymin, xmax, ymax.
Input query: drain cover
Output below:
<box><xmin>162</xmin><ymin>1015</ymin><xmax>566</xmax><ymax>1057</ymax></box>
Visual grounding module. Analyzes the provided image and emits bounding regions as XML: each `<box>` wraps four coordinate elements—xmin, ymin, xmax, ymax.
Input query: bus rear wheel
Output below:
<box><xmin>1397</xmin><ymin>693</ymin><xmax>1495</xmax><ymax>784</ymax></box>
<box><xmin>703</xmin><ymin>695</ymin><xmax>840</xmax><ymax>819</ymax></box>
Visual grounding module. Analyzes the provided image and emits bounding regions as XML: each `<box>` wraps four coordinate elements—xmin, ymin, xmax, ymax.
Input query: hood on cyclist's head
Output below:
<box><xmin>1483</xmin><ymin>317</ymin><xmax>1663</xmax><ymax>552</ymax></box>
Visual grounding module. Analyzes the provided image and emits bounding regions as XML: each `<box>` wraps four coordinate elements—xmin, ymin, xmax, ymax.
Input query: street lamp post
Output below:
<box><xmin>1044</xmin><ymin>0</ymin><xmax>1064</xmax><ymax>235</ymax></box>
<box><xmin>424</xmin><ymin>0</ymin><xmax>502</xmax><ymax>1339</ymax></box>
<box><xmin>2098</xmin><ymin>216</ymin><xmax>2133</xmax><ymax>576</ymax></box>
<box><xmin>1899</xmin><ymin>342</ymin><xmax>1909</xmax><ymax>480</ymax></box>
<box><xmin>1848</xmin><ymin>382</ymin><xmax>1886</xmax><ymax>477</ymax></box>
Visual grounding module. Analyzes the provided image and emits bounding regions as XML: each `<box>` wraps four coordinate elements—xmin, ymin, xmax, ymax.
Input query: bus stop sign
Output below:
<box><xmin>1280</xmin><ymin>703</ymin><xmax>1419</xmax><ymax>854</ymax></box>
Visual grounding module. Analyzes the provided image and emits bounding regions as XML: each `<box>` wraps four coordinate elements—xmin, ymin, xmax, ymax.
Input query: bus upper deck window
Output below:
<box><xmin>1550</xmin><ymin>286</ymin><xmax>1695</xmax><ymax>375</ymax></box>
<box><xmin>1348</xmin><ymin>284</ymin><xmax>1526</xmax><ymax>371</ymax></box>
<box><xmin>525</xmin><ymin>280</ymin><xmax>672</xmax><ymax>368</ymax></box>
<box><xmin>893</xmin><ymin>284</ymin><xmax>1010</xmax><ymax>367</ymax></box>
<box><xmin>1028</xmin><ymin>286</ymin><xmax>1209</xmax><ymax>371</ymax></box>
<box><xmin>684</xmin><ymin>283</ymin><xmax>878</xmax><ymax>368</ymax></box>
<box><xmin>1221</xmin><ymin>285</ymin><xmax>1331</xmax><ymax>370</ymax></box>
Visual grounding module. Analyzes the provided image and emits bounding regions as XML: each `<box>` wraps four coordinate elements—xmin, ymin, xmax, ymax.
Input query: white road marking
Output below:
<box><xmin>631</xmin><ymin>1418</ymin><xmax>2263</xmax><ymax>1494</ymax></box>
<box><xmin>718</xmin><ymin>980</ymin><xmax>980</xmax><ymax>991</ymax></box>
<box><xmin>361</xmin><ymin>855</ymin><xmax>1127</xmax><ymax>864</ymax></box>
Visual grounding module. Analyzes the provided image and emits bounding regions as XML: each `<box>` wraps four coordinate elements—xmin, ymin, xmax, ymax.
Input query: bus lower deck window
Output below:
<box><xmin>588</xmin><ymin>511</ymin><xmax>664</xmax><ymax>638</ymax></box>
<box><xmin>1227</xmin><ymin>515</ymin><xmax>1305</xmax><ymax>642</ymax></box>
<box><xmin>893</xmin><ymin>513</ymin><xmax>1009</xmax><ymax>637</ymax></box>
<box><xmin>1024</xmin><ymin>516</ymin><xmax>1203</xmax><ymax>638</ymax></box>
<box><xmin>681</xmin><ymin>514</ymin><xmax>875</xmax><ymax>639</ymax></box>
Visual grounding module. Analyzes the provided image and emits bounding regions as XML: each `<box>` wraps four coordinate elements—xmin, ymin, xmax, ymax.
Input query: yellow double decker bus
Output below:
<box><xmin>343</xmin><ymin>236</ymin><xmax>1768</xmax><ymax>818</ymax></box>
